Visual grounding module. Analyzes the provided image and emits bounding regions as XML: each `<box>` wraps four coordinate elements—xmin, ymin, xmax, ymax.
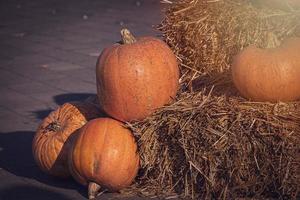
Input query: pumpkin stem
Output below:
<box><xmin>44</xmin><ymin>121</ymin><xmax>61</xmax><ymax>132</ymax></box>
<box><xmin>121</xmin><ymin>28</ymin><xmax>137</xmax><ymax>44</ymax></box>
<box><xmin>88</xmin><ymin>182</ymin><xmax>101</xmax><ymax>199</ymax></box>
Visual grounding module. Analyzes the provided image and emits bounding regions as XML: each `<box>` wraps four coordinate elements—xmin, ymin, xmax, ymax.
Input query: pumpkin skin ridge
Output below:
<box><xmin>147</xmin><ymin>36</ymin><xmax>179</xmax><ymax>93</ymax></box>
<box><xmin>68</xmin><ymin>129</ymin><xmax>87</xmax><ymax>185</ymax></box>
<box><xmin>96</xmin><ymin>45</ymin><xmax>116</xmax><ymax>112</ymax></box>
<box><xmin>68</xmin><ymin>118</ymin><xmax>140</xmax><ymax>191</ymax></box>
<box><xmin>231</xmin><ymin>37</ymin><xmax>300</xmax><ymax>102</ymax></box>
<box><xmin>69</xmin><ymin>119</ymin><xmax>109</xmax><ymax>186</ymax></box>
<box><xmin>156</xmin><ymin>38</ymin><xmax>179</xmax><ymax>102</ymax></box>
<box><xmin>92</xmin><ymin>119</ymin><xmax>125</xmax><ymax>190</ymax></box>
<box><xmin>80</xmin><ymin>120</ymin><xmax>101</xmax><ymax>184</ymax></box>
<box><xmin>115</xmin><ymin>42</ymin><xmax>146</xmax><ymax>120</ymax></box>
<box><xmin>144</xmin><ymin>42</ymin><xmax>154</xmax><ymax>112</ymax></box>
<box><xmin>97</xmin><ymin>47</ymin><xmax>124</xmax><ymax>119</ymax></box>
<box><xmin>104</xmin><ymin>122</ymin><xmax>138</xmax><ymax>190</ymax></box>
<box><xmin>106</xmin><ymin>125</ymin><xmax>130</xmax><ymax>190</ymax></box>
<box><xmin>109</xmin><ymin>47</ymin><xmax>124</xmax><ymax>120</ymax></box>
<box><xmin>115</xmin><ymin>46</ymin><xmax>128</xmax><ymax>119</ymax></box>
<box><xmin>35</xmin><ymin>113</ymin><xmax>64</xmax><ymax>175</ymax></box>
<box><xmin>32</xmin><ymin>101</ymin><xmax>101</xmax><ymax>178</ymax></box>
<box><xmin>118</xmin><ymin>133</ymin><xmax>139</xmax><ymax>188</ymax></box>
<box><xmin>97</xmin><ymin>46</ymin><xmax>122</xmax><ymax>120</ymax></box>
<box><xmin>234</xmin><ymin>46</ymin><xmax>265</xmax><ymax>100</ymax></box>
<box><xmin>91</xmin><ymin>119</ymin><xmax>108</xmax><ymax>181</ymax></box>
<box><xmin>33</xmin><ymin>130</ymin><xmax>49</xmax><ymax>173</ymax></box>
<box><xmin>77</xmin><ymin>126</ymin><xmax>85</xmax><ymax>183</ymax></box>
<box><xmin>134</xmin><ymin>42</ymin><xmax>151</xmax><ymax>118</ymax></box>
<box><xmin>123</xmin><ymin>125</ymin><xmax>139</xmax><ymax>188</ymax></box>
<box><xmin>143</xmin><ymin>39</ymin><xmax>161</xmax><ymax>112</ymax></box>
<box><xmin>80</xmin><ymin>122</ymin><xmax>93</xmax><ymax>181</ymax></box>
<box><xmin>33</xmin><ymin>110</ymin><xmax>65</xmax><ymax>175</ymax></box>
<box><xmin>122</xmin><ymin>40</ymin><xmax>150</xmax><ymax>118</ymax></box>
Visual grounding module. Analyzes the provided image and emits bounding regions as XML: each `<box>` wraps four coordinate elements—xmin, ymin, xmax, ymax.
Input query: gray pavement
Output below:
<box><xmin>0</xmin><ymin>0</ymin><xmax>164</xmax><ymax>199</ymax></box>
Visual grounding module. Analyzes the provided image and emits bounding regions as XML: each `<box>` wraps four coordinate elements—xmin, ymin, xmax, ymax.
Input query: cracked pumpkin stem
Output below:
<box><xmin>120</xmin><ymin>28</ymin><xmax>137</xmax><ymax>44</ymax></box>
<box><xmin>88</xmin><ymin>182</ymin><xmax>101</xmax><ymax>199</ymax></box>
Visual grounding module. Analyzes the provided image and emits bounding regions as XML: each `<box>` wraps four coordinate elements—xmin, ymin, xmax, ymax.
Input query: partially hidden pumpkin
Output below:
<box><xmin>231</xmin><ymin>37</ymin><xmax>300</xmax><ymax>102</ymax></box>
<box><xmin>32</xmin><ymin>100</ymin><xmax>101</xmax><ymax>178</ymax></box>
<box><xmin>68</xmin><ymin>118</ymin><xmax>139</xmax><ymax>199</ymax></box>
<box><xmin>96</xmin><ymin>29</ymin><xmax>180</xmax><ymax>122</ymax></box>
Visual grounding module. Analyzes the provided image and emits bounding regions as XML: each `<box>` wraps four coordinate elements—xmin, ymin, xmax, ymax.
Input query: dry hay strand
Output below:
<box><xmin>119</xmin><ymin>1</ymin><xmax>300</xmax><ymax>198</ymax></box>
<box><xmin>160</xmin><ymin>0</ymin><xmax>300</xmax><ymax>84</ymax></box>
<box><xmin>125</xmin><ymin>90</ymin><xmax>300</xmax><ymax>199</ymax></box>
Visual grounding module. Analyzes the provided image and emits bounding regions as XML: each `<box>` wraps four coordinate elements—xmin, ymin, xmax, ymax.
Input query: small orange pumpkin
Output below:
<box><xmin>68</xmin><ymin>118</ymin><xmax>139</xmax><ymax>199</ymax></box>
<box><xmin>96</xmin><ymin>29</ymin><xmax>180</xmax><ymax>122</ymax></box>
<box><xmin>231</xmin><ymin>37</ymin><xmax>300</xmax><ymax>102</ymax></box>
<box><xmin>32</xmin><ymin>101</ymin><xmax>101</xmax><ymax>177</ymax></box>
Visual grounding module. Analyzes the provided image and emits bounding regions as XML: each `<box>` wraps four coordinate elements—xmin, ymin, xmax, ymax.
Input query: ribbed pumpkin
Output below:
<box><xmin>32</xmin><ymin>101</ymin><xmax>101</xmax><ymax>178</ymax></box>
<box><xmin>96</xmin><ymin>29</ymin><xmax>179</xmax><ymax>122</ymax></box>
<box><xmin>231</xmin><ymin>37</ymin><xmax>300</xmax><ymax>102</ymax></box>
<box><xmin>68</xmin><ymin>118</ymin><xmax>139</xmax><ymax>199</ymax></box>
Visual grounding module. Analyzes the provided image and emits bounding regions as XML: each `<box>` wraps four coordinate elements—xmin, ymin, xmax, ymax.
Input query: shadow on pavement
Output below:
<box><xmin>0</xmin><ymin>131</ymin><xmax>86</xmax><ymax>198</ymax></box>
<box><xmin>0</xmin><ymin>185</ymin><xmax>74</xmax><ymax>200</ymax></box>
<box><xmin>32</xmin><ymin>93</ymin><xmax>98</xmax><ymax>120</ymax></box>
<box><xmin>33</xmin><ymin>109</ymin><xmax>54</xmax><ymax>120</ymax></box>
<box><xmin>53</xmin><ymin>93</ymin><xmax>97</xmax><ymax>105</ymax></box>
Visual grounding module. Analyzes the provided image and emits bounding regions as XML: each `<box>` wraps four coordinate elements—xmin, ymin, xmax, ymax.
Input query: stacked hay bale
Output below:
<box><xmin>126</xmin><ymin>0</ymin><xmax>300</xmax><ymax>199</ymax></box>
<box><xmin>160</xmin><ymin>0</ymin><xmax>300</xmax><ymax>86</ymax></box>
<box><xmin>129</xmin><ymin>91</ymin><xmax>300</xmax><ymax>199</ymax></box>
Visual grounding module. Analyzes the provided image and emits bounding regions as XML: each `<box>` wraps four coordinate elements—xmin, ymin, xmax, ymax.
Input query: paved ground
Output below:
<box><xmin>0</xmin><ymin>0</ymin><xmax>164</xmax><ymax>199</ymax></box>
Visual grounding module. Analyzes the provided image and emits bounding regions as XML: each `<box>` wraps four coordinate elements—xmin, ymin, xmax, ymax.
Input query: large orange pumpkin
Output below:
<box><xmin>32</xmin><ymin>101</ymin><xmax>101</xmax><ymax>178</ymax></box>
<box><xmin>68</xmin><ymin>118</ymin><xmax>139</xmax><ymax>199</ymax></box>
<box><xmin>96</xmin><ymin>29</ymin><xmax>179</xmax><ymax>122</ymax></box>
<box><xmin>231</xmin><ymin>37</ymin><xmax>300</xmax><ymax>102</ymax></box>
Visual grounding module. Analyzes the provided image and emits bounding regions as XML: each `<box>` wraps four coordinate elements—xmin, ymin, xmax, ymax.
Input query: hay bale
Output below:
<box><xmin>121</xmin><ymin>1</ymin><xmax>300</xmax><ymax>199</ymax></box>
<box><xmin>160</xmin><ymin>0</ymin><xmax>300</xmax><ymax>84</ymax></box>
<box><xmin>127</xmin><ymin>90</ymin><xmax>300</xmax><ymax>199</ymax></box>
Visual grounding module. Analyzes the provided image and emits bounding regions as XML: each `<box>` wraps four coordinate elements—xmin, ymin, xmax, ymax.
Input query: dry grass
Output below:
<box><xmin>125</xmin><ymin>90</ymin><xmax>300</xmax><ymax>199</ymax></box>
<box><xmin>121</xmin><ymin>0</ymin><xmax>300</xmax><ymax>199</ymax></box>
<box><xmin>159</xmin><ymin>0</ymin><xmax>300</xmax><ymax>85</ymax></box>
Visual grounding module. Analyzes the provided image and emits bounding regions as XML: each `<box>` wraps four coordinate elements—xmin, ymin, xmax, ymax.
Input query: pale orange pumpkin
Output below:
<box><xmin>68</xmin><ymin>118</ymin><xmax>139</xmax><ymax>199</ymax></box>
<box><xmin>96</xmin><ymin>29</ymin><xmax>180</xmax><ymax>122</ymax></box>
<box><xmin>231</xmin><ymin>37</ymin><xmax>300</xmax><ymax>102</ymax></box>
<box><xmin>32</xmin><ymin>101</ymin><xmax>101</xmax><ymax>178</ymax></box>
